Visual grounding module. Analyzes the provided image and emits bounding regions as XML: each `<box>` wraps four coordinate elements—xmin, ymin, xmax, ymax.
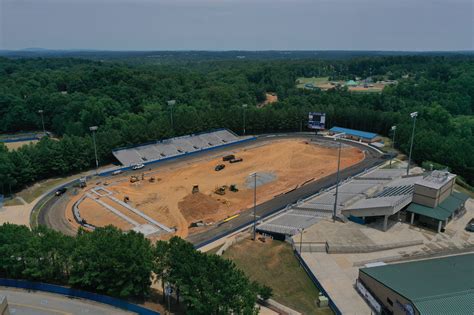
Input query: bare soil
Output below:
<box><xmin>66</xmin><ymin>139</ymin><xmax>364</xmax><ymax>239</ymax></box>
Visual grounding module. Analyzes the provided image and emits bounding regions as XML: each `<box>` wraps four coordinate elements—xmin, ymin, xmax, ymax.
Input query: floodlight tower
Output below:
<box><xmin>389</xmin><ymin>125</ymin><xmax>396</xmax><ymax>168</ymax></box>
<box><xmin>89</xmin><ymin>126</ymin><xmax>99</xmax><ymax>174</ymax></box>
<box><xmin>38</xmin><ymin>110</ymin><xmax>46</xmax><ymax>134</ymax></box>
<box><xmin>167</xmin><ymin>100</ymin><xmax>176</xmax><ymax>131</ymax></box>
<box><xmin>407</xmin><ymin>112</ymin><xmax>418</xmax><ymax>175</ymax></box>
<box><xmin>332</xmin><ymin>133</ymin><xmax>345</xmax><ymax>222</ymax></box>
<box><xmin>242</xmin><ymin>104</ymin><xmax>248</xmax><ymax>135</ymax></box>
<box><xmin>250</xmin><ymin>172</ymin><xmax>257</xmax><ymax>240</ymax></box>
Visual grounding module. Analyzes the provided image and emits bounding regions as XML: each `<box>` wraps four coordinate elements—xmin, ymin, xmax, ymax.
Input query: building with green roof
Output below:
<box><xmin>357</xmin><ymin>253</ymin><xmax>474</xmax><ymax>315</ymax></box>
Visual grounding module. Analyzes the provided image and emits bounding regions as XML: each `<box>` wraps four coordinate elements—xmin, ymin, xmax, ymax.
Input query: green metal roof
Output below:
<box><xmin>360</xmin><ymin>254</ymin><xmax>474</xmax><ymax>314</ymax></box>
<box><xmin>406</xmin><ymin>192</ymin><xmax>469</xmax><ymax>221</ymax></box>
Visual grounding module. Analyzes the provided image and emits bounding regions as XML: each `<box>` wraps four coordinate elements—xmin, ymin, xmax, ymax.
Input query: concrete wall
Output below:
<box><xmin>359</xmin><ymin>272</ymin><xmax>419</xmax><ymax>315</ymax></box>
<box><xmin>0</xmin><ymin>296</ymin><xmax>10</xmax><ymax>315</ymax></box>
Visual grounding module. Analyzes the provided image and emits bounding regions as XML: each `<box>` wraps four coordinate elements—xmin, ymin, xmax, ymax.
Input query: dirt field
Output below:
<box><xmin>67</xmin><ymin>139</ymin><xmax>364</xmax><ymax>238</ymax></box>
<box><xmin>258</xmin><ymin>93</ymin><xmax>278</xmax><ymax>108</ymax></box>
<box><xmin>3</xmin><ymin>140</ymin><xmax>38</xmax><ymax>151</ymax></box>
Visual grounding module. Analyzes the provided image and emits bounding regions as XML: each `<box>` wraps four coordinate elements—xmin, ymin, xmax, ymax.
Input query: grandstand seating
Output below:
<box><xmin>112</xmin><ymin>129</ymin><xmax>252</xmax><ymax>167</ymax></box>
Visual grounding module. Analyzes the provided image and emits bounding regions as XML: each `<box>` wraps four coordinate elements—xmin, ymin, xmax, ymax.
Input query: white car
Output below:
<box><xmin>112</xmin><ymin>170</ymin><xmax>122</xmax><ymax>176</ymax></box>
<box><xmin>132</xmin><ymin>163</ymin><xmax>145</xmax><ymax>170</ymax></box>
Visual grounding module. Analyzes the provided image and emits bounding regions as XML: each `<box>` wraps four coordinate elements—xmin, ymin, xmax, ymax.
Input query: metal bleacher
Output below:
<box><xmin>112</xmin><ymin>129</ymin><xmax>253</xmax><ymax>167</ymax></box>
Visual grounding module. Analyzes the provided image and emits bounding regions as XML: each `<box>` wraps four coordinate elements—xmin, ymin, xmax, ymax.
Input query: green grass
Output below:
<box><xmin>222</xmin><ymin>238</ymin><xmax>333</xmax><ymax>315</ymax></box>
<box><xmin>454</xmin><ymin>184</ymin><xmax>474</xmax><ymax>199</ymax></box>
<box><xmin>3</xmin><ymin>198</ymin><xmax>23</xmax><ymax>206</ymax></box>
<box><xmin>296</xmin><ymin>77</ymin><xmax>329</xmax><ymax>88</ymax></box>
<box><xmin>17</xmin><ymin>177</ymin><xmax>66</xmax><ymax>203</ymax></box>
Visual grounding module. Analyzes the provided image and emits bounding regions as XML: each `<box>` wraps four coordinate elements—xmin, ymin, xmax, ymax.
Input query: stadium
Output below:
<box><xmin>51</xmin><ymin>129</ymin><xmax>374</xmax><ymax>241</ymax></box>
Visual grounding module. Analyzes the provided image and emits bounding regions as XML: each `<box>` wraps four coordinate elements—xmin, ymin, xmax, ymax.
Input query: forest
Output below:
<box><xmin>0</xmin><ymin>223</ymin><xmax>271</xmax><ymax>314</ymax></box>
<box><xmin>0</xmin><ymin>55</ymin><xmax>473</xmax><ymax>194</ymax></box>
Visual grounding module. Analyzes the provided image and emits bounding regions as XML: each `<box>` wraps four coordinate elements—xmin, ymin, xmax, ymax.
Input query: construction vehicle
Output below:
<box><xmin>214</xmin><ymin>185</ymin><xmax>227</xmax><ymax>195</ymax></box>
<box><xmin>79</xmin><ymin>177</ymin><xmax>87</xmax><ymax>188</ymax></box>
<box><xmin>124</xmin><ymin>196</ymin><xmax>130</xmax><ymax>203</ymax></box>
<box><xmin>192</xmin><ymin>185</ymin><xmax>199</xmax><ymax>194</ymax></box>
<box><xmin>222</xmin><ymin>154</ymin><xmax>235</xmax><ymax>161</ymax></box>
<box><xmin>130</xmin><ymin>175</ymin><xmax>139</xmax><ymax>183</ymax></box>
<box><xmin>215</xmin><ymin>164</ymin><xmax>225</xmax><ymax>171</ymax></box>
<box><xmin>229</xmin><ymin>157</ymin><xmax>243</xmax><ymax>163</ymax></box>
<box><xmin>229</xmin><ymin>184</ymin><xmax>239</xmax><ymax>192</ymax></box>
<box><xmin>149</xmin><ymin>176</ymin><xmax>156</xmax><ymax>183</ymax></box>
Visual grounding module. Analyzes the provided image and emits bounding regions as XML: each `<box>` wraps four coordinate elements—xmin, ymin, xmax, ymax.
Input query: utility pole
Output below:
<box><xmin>242</xmin><ymin>104</ymin><xmax>248</xmax><ymax>135</ymax></box>
<box><xmin>168</xmin><ymin>100</ymin><xmax>176</xmax><ymax>131</ymax></box>
<box><xmin>38</xmin><ymin>109</ymin><xmax>45</xmax><ymax>135</ymax></box>
<box><xmin>89</xmin><ymin>126</ymin><xmax>99</xmax><ymax>174</ymax></box>
<box><xmin>407</xmin><ymin>112</ymin><xmax>418</xmax><ymax>175</ymax></box>
<box><xmin>299</xmin><ymin>228</ymin><xmax>304</xmax><ymax>253</ymax></box>
<box><xmin>251</xmin><ymin>172</ymin><xmax>257</xmax><ymax>240</ymax></box>
<box><xmin>332</xmin><ymin>133</ymin><xmax>345</xmax><ymax>222</ymax></box>
<box><xmin>390</xmin><ymin>125</ymin><xmax>396</xmax><ymax>168</ymax></box>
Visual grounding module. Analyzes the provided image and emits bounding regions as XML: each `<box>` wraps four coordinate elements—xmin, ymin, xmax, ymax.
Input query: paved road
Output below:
<box><xmin>38</xmin><ymin>193</ymin><xmax>77</xmax><ymax>236</ymax></box>
<box><xmin>0</xmin><ymin>288</ymin><xmax>133</xmax><ymax>315</ymax></box>
<box><xmin>37</xmin><ymin>133</ymin><xmax>385</xmax><ymax>245</ymax></box>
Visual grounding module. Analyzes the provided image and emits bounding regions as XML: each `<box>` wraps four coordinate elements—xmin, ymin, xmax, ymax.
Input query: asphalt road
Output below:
<box><xmin>36</xmin><ymin>134</ymin><xmax>385</xmax><ymax>245</ymax></box>
<box><xmin>0</xmin><ymin>287</ymin><xmax>133</xmax><ymax>315</ymax></box>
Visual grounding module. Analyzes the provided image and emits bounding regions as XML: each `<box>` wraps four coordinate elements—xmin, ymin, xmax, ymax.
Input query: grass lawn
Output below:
<box><xmin>222</xmin><ymin>238</ymin><xmax>333</xmax><ymax>315</ymax></box>
<box><xmin>454</xmin><ymin>184</ymin><xmax>474</xmax><ymax>199</ymax></box>
<box><xmin>3</xmin><ymin>198</ymin><xmax>23</xmax><ymax>206</ymax></box>
<box><xmin>16</xmin><ymin>177</ymin><xmax>67</xmax><ymax>203</ymax></box>
<box><xmin>296</xmin><ymin>77</ymin><xmax>329</xmax><ymax>88</ymax></box>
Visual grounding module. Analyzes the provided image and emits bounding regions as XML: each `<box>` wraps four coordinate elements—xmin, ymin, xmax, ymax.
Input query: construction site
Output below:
<box><xmin>65</xmin><ymin>138</ymin><xmax>365</xmax><ymax>239</ymax></box>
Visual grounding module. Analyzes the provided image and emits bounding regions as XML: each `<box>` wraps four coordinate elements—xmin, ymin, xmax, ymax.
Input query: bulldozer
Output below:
<box><xmin>229</xmin><ymin>184</ymin><xmax>239</xmax><ymax>192</ymax></box>
<box><xmin>130</xmin><ymin>175</ymin><xmax>139</xmax><ymax>183</ymax></box>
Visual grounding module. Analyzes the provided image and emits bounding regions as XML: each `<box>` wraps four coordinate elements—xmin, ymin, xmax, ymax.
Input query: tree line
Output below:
<box><xmin>0</xmin><ymin>223</ymin><xmax>271</xmax><ymax>314</ymax></box>
<box><xmin>0</xmin><ymin>55</ymin><xmax>473</xmax><ymax>195</ymax></box>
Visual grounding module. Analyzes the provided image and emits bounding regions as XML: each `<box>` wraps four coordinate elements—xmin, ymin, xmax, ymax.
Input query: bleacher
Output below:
<box><xmin>112</xmin><ymin>129</ymin><xmax>253</xmax><ymax>167</ymax></box>
<box><xmin>257</xmin><ymin>168</ymin><xmax>406</xmax><ymax>236</ymax></box>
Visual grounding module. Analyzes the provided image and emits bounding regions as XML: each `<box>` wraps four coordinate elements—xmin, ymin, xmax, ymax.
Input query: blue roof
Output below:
<box><xmin>329</xmin><ymin>126</ymin><xmax>378</xmax><ymax>140</ymax></box>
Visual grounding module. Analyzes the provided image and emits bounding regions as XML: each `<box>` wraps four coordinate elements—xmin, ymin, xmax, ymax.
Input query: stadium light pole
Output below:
<box><xmin>332</xmin><ymin>133</ymin><xmax>345</xmax><ymax>222</ymax></box>
<box><xmin>250</xmin><ymin>172</ymin><xmax>257</xmax><ymax>240</ymax></box>
<box><xmin>89</xmin><ymin>126</ymin><xmax>99</xmax><ymax>174</ymax></box>
<box><xmin>389</xmin><ymin>125</ymin><xmax>396</xmax><ymax>168</ymax></box>
<box><xmin>38</xmin><ymin>109</ymin><xmax>46</xmax><ymax>135</ymax></box>
<box><xmin>242</xmin><ymin>104</ymin><xmax>248</xmax><ymax>135</ymax></box>
<box><xmin>407</xmin><ymin>112</ymin><xmax>418</xmax><ymax>175</ymax></box>
<box><xmin>167</xmin><ymin>100</ymin><xmax>176</xmax><ymax>131</ymax></box>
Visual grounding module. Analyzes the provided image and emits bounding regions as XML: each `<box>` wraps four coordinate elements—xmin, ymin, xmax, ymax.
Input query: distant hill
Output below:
<box><xmin>1</xmin><ymin>49</ymin><xmax>473</xmax><ymax>62</ymax></box>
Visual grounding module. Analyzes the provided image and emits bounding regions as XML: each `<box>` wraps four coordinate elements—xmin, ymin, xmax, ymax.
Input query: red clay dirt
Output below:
<box><xmin>65</xmin><ymin>139</ymin><xmax>364</xmax><ymax>239</ymax></box>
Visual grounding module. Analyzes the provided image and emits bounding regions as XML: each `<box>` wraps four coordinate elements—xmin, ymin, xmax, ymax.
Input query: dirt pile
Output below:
<box><xmin>178</xmin><ymin>192</ymin><xmax>222</xmax><ymax>222</ymax></box>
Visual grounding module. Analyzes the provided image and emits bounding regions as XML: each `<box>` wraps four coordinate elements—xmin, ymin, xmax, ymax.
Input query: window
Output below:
<box><xmin>387</xmin><ymin>297</ymin><xmax>393</xmax><ymax>306</ymax></box>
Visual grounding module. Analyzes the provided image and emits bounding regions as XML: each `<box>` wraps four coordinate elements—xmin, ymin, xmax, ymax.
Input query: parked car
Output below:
<box><xmin>465</xmin><ymin>218</ymin><xmax>474</xmax><ymax>232</ymax></box>
<box><xmin>112</xmin><ymin>170</ymin><xmax>123</xmax><ymax>176</ymax></box>
<box><xmin>55</xmin><ymin>187</ymin><xmax>67</xmax><ymax>196</ymax></box>
<box><xmin>215</xmin><ymin>164</ymin><xmax>225</xmax><ymax>171</ymax></box>
<box><xmin>132</xmin><ymin>163</ymin><xmax>145</xmax><ymax>170</ymax></box>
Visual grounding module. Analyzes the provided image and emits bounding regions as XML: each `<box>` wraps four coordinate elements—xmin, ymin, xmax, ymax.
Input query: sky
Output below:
<box><xmin>0</xmin><ymin>0</ymin><xmax>473</xmax><ymax>51</ymax></box>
